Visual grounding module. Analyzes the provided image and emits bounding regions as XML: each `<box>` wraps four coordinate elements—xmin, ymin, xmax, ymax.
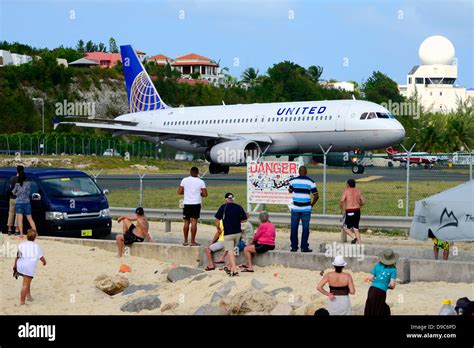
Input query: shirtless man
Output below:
<box><xmin>116</xmin><ymin>207</ymin><xmax>152</xmax><ymax>257</ymax></box>
<box><xmin>339</xmin><ymin>179</ymin><xmax>365</xmax><ymax>244</ymax></box>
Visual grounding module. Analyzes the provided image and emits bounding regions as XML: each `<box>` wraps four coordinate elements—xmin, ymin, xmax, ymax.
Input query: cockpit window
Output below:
<box><xmin>376</xmin><ymin>112</ymin><xmax>390</xmax><ymax>119</ymax></box>
<box><xmin>367</xmin><ymin>112</ymin><xmax>376</xmax><ymax>119</ymax></box>
<box><xmin>360</xmin><ymin>112</ymin><xmax>368</xmax><ymax>120</ymax></box>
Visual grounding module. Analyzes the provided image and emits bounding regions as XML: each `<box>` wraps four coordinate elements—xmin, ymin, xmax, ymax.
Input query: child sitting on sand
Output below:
<box><xmin>13</xmin><ymin>229</ymin><xmax>46</xmax><ymax>305</ymax></box>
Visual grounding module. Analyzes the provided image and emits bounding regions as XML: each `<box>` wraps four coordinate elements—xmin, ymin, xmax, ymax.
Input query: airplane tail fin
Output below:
<box><xmin>120</xmin><ymin>45</ymin><xmax>169</xmax><ymax>112</ymax></box>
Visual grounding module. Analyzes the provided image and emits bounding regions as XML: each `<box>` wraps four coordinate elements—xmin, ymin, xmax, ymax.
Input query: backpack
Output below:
<box><xmin>455</xmin><ymin>297</ymin><xmax>474</xmax><ymax>316</ymax></box>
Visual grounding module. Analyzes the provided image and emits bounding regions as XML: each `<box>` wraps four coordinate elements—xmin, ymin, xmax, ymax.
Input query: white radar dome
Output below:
<box><xmin>418</xmin><ymin>35</ymin><xmax>455</xmax><ymax>65</ymax></box>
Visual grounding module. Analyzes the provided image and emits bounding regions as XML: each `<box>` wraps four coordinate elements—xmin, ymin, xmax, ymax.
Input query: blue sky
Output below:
<box><xmin>1</xmin><ymin>0</ymin><xmax>473</xmax><ymax>86</ymax></box>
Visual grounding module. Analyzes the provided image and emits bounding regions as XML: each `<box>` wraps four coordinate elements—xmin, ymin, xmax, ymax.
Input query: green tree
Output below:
<box><xmin>98</xmin><ymin>42</ymin><xmax>106</xmax><ymax>52</ymax></box>
<box><xmin>76</xmin><ymin>39</ymin><xmax>85</xmax><ymax>53</ymax></box>
<box><xmin>363</xmin><ymin>71</ymin><xmax>404</xmax><ymax>104</ymax></box>
<box><xmin>306</xmin><ymin>65</ymin><xmax>324</xmax><ymax>83</ymax></box>
<box><xmin>85</xmin><ymin>40</ymin><xmax>97</xmax><ymax>52</ymax></box>
<box><xmin>241</xmin><ymin>67</ymin><xmax>260</xmax><ymax>86</ymax></box>
<box><xmin>190</xmin><ymin>70</ymin><xmax>201</xmax><ymax>80</ymax></box>
<box><xmin>108</xmin><ymin>37</ymin><xmax>119</xmax><ymax>53</ymax></box>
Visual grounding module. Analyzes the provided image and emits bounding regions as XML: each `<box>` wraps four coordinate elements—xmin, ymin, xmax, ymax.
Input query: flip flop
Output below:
<box><xmin>182</xmin><ymin>242</ymin><xmax>189</xmax><ymax>246</ymax></box>
<box><xmin>214</xmin><ymin>261</ymin><xmax>225</xmax><ymax>264</ymax></box>
<box><xmin>205</xmin><ymin>266</ymin><xmax>215</xmax><ymax>271</ymax></box>
<box><xmin>190</xmin><ymin>242</ymin><xmax>201</xmax><ymax>246</ymax></box>
<box><xmin>223</xmin><ymin>266</ymin><xmax>231</xmax><ymax>275</ymax></box>
<box><xmin>239</xmin><ymin>264</ymin><xmax>248</xmax><ymax>269</ymax></box>
<box><xmin>241</xmin><ymin>268</ymin><xmax>254</xmax><ymax>273</ymax></box>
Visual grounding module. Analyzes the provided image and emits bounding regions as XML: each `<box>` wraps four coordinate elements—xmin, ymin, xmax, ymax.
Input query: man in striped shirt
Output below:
<box><xmin>288</xmin><ymin>166</ymin><xmax>319</xmax><ymax>252</ymax></box>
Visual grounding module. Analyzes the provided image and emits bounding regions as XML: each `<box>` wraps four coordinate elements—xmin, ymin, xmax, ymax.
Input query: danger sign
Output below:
<box><xmin>247</xmin><ymin>161</ymin><xmax>300</xmax><ymax>204</ymax></box>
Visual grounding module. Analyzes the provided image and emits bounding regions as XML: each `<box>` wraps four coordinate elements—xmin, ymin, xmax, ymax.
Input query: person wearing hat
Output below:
<box><xmin>214</xmin><ymin>193</ymin><xmax>248</xmax><ymax>277</ymax></box>
<box><xmin>116</xmin><ymin>207</ymin><xmax>152</xmax><ymax>257</ymax></box>
<box><xmin>317</xmin><ymin>255</ymin><xmax>355</xmax><ymax>315</ymax></box>
<box><xmin>364</xmin><ymin>249</ymin><xmax>399</xmax><ymax>316</ymax></box>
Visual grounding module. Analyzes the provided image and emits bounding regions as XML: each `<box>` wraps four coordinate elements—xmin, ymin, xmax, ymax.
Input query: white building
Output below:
<box><xmin>0</xmin><ymin>50</ymin><xmax>32</xmax><ymax>66</ymax></box>
<box><xmin>398</xmin><ymin>35</ymin><xmax>474</xmax><ymax>113</ymax></box>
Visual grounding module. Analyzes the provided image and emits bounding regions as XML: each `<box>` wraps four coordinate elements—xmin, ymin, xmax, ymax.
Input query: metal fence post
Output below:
<box><xmin>6</xmin><ymin>135</ymin><xmax>10</xmax><ymax>155</ymax></box>
<box><xmin>401</xmin><ymin>144</ymin><xmax>416</xmax><ymax>217</ymax></box>
<box><xmin>139</xmin><ymin>173</ymin><xmax>146</xmax><ymax>207</ymax></box>
<box><xmin>319</xmin><ymin>144</ymin><xmax>333</xmax><ymax>215</ymax></box>
<box><xmin>470</xmin><ymin>151</ymin><xmax>473</xmax><ymax>181</ymax></box>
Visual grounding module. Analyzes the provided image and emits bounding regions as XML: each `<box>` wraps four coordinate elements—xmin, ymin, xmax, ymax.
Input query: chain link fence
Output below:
<box><xmin>93</xmin><ymin>152</ymin><xmax>473</xmax><ymax>218</ymax></box>
<box><xmin>0</xmin><ymin>133</ymin><xmax>172</xmax><ymax>159</ymax></box>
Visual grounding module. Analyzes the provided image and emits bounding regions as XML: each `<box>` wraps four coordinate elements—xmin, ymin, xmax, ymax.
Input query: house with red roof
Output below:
<box><xmin>84</xmin><ymin>49</ymin><xmax>146</xmax><ymax>68</ymax></box>
<box><xmin>148</xmin><ymin>54</ymin><xmax>173</xmax><ymax>65</ymax></box>
<box><xmin>84</xmin><ymin>52</ymin><xmax>121</xmax><ymax>68</ymax></box>
<box><xmin>172</xmin><ymin>53</ymin><xmax>222</xmax><ymax>84</ymax></box>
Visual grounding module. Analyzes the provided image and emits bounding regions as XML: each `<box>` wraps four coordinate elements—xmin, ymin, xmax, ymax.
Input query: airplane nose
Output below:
<box><xmin>392</xmin><ymin>127</ymin><xmax>406</xmax><ymax>143</ymax></box>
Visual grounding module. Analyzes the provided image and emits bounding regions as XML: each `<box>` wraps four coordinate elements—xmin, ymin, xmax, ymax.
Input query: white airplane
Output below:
<box><xmin>56</xmin><ymin>45</ymin><xmax>406</xmax><ymax>174</ymax></box>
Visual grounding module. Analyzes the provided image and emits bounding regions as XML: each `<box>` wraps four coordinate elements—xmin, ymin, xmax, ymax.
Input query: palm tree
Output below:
<box><xmin>241</xmin><ymin>67</ymin><xmax>260</xmax><ymax>86</ymax></box>
<box><xmin>306</xmin><ymin>65</ymin><xmax>324</xmax><ymax>83</ymax></box>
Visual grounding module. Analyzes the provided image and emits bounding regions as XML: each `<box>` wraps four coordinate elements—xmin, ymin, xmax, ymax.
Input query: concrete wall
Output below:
<box><xmin>43</xmin><ymin>237</ymin><xmax>472</xmax><ymax>283</ymax></box>
<box><xmin>319</xmin><ymin>243</ymin><xmax>474</xmax><ymax>262</ymax></box>
<box><xmin>44</xmin><ymin>237</ymin><xmax>202</xmax><ymax>267</ymax></box>
<box><xmin>410</xmin><ymin>258</ymin><xmax>474</xmax><ymax>283</ymax></box>
<box><xmin>233</xmin><ymin>250</ymin><xmax>411</xmax><ymax>284</ymax></box>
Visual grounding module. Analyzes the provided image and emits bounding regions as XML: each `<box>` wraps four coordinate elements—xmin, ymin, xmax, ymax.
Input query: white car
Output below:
<box><xmin>174</xmin><ymin>151</ymin><xmax>193</xmax><ymax>161</ymax></box>
<box><xmin>103</xmin><ymin>149</ymin><xmax>121</xmax><ymax>157</ymax></box>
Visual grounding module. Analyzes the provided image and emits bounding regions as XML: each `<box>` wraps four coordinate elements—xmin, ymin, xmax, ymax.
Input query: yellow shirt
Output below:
<box><xmin>218</xmin><ymin>220</ymin><xmax>224</xmax><ymax>241</ymax></box>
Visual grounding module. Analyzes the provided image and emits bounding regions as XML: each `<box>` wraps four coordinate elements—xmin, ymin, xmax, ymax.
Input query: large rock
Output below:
<box><xmin>251</xmin><ymin>278</ymin><xmax>267</xmax><ymax>290</ymax></box>
<box><xmin>122</xmin><ymin>284</ymin><xmax>160</xmax><ymax>296</ymax></box>
<box><xmin>167</xmin><ymin>267</ymin><xmax>204</xmax><ymax>283</ymax></box>
<box><xmin>226</xmin><ymin>289</ymin><xmax>277</xmax><ymax>315</ymax></box>
<box><xmin>194</xmin><ymin>304</ymin><xmax>227</xmax><ymax>315</ymax></box>
<box><xmin>94</xmin><ymin>274</ymin><xmax>129</xmax><ymax>296</ymax></box>
<box><xmin>120</xmin><ymin>295</ymin><xmax>162</xmax><ymax>313</ymax></box>
<box><xmin>271</xmin><ymin>287</ymin><xmax>293</xmax><ymax>296</ymax></box>
<box><xmin>210</xmin><ymin>281</ymin><xmax>236</xmax><ymax>303</ymax></box>
<box><xmin>270</xmin><ymin>303</ymin><xmax>294</xmax><ymax>315</ymax></box>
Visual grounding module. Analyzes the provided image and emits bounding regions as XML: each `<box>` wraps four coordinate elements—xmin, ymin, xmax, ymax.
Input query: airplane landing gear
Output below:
<box><xmin>209</xmin><ymin>162</ymin><xmax>230</xmax><ymax>174</ymax></box>
<box><xmin>351</xmin><ymin>164</ymin><xmax>365</xmax><ymax>174</ymax></box>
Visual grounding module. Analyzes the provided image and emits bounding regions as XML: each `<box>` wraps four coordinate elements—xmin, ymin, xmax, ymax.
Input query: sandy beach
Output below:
<box><xmin>1</xmin><ymin>236</ymin><xmax>472</xmax><ymax>315</ymax></box>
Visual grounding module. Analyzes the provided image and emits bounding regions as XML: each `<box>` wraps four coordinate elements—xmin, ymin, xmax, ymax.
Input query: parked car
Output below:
<box><xmin>103</xmin><ymin>149</ymin><xmax>121</xmax><ymax>157</ymax></box>
<box><xmin>0</xmin><ymin>168</ymin><xmax>112</xmax><ymax>238</ymax></box>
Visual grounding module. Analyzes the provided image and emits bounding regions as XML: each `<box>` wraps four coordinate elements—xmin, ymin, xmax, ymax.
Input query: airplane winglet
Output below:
<box><xmin>52</xmin><ymin>117</ymin><xmax>60</xmax><ymax>130</ymax></box>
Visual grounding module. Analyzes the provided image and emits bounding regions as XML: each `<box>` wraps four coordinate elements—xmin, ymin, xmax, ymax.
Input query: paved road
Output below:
<box><xmin>95</xmin><ymin>167</ymin><xmax>470</xmax><ymax>190</ymax></box>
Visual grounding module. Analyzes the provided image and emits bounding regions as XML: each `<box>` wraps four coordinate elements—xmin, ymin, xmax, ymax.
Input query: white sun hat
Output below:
<box><xmin>332</xmin><ymin>255</ymin><xmax>347</xmax><ymax>267</ymax></box>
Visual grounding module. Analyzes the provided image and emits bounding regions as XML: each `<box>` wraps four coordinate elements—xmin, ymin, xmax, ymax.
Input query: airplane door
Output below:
<box><xmin>335</xmin><ymin>105</ymin><xmax>349</xmax><ymax>131</ymax></box>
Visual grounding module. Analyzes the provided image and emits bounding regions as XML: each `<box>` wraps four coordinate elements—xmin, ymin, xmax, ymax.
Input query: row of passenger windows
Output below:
<box><xmin>163</xmin><ymin>115</ymin><xmax>333</xmax><ymax>127</ymax></box>
<box><xmin>360</xmin><ymin>112</ymin><xmax>392</xmax><ymax>120</ymax></box>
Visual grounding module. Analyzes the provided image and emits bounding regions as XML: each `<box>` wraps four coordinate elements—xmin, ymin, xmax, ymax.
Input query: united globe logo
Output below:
<box><xmin>129</xmin><ymin>71</ymin><xmax>162</xmax><ymax>112</ymax></box>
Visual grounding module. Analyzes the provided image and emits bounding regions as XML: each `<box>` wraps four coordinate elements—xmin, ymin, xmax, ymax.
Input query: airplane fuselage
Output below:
<box><xmin>116</xmin><ymin>99</ymin><xmax>405</xmax><ymax>155</ymax></box>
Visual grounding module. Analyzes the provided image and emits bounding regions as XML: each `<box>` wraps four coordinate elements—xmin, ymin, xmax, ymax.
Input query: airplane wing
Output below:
<box><xmin>56</xmin><ymin>120</ymin><xmax>273</xmax><ymax>145</ymax></box>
